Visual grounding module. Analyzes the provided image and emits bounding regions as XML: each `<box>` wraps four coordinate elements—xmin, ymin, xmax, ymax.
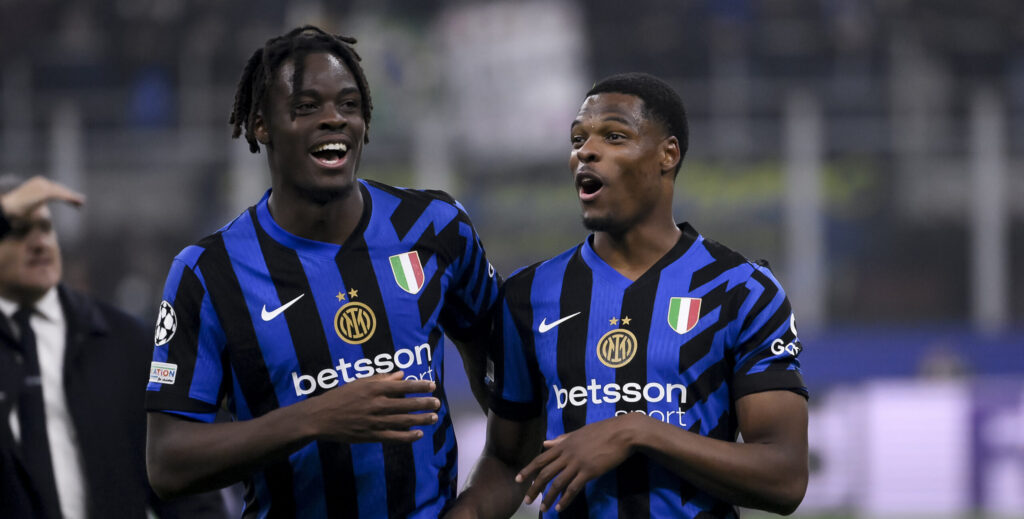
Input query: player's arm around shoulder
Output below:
<box><xmin>147</xmin><ymin>372</ymin><xmax>440</xmax><ymax>499</ymax></box>
<box><xmin>444</xmin><ymin>412</ymin><xmax>544</xmax><ymax>519</ymax></box>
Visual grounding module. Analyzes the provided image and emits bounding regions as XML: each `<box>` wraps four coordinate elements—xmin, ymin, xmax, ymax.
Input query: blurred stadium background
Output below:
<box><xmin>2</xmin><ymin>1</ymin><xmax>1021</xmax><ymax>517</ymax></box>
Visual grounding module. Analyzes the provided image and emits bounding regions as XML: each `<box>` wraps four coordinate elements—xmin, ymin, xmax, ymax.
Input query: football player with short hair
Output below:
<box><xmin>448</xmin><ymin>73</ymin><xmax>808</xmax><ymax>519</ymax></box>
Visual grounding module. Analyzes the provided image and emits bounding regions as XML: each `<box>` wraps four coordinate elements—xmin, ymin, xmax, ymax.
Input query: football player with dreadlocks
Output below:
<box><xmin>145</xmin><ymin>26</ymin><xmax>499</xmax><ymax>518</ymax></box>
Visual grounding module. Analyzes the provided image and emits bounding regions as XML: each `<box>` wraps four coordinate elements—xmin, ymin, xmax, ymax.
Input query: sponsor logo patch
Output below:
<box><xmin>667</xmin><ymin>297</ymin><xmax>701</xmax><ymax>334</ymax></box>
<box><xmin>150</xmin><ymin>362</ymin><xmax>177</xmax><ymax>384</ymax></box>
<box><xmin>597</xmin><ymin>328</ymin><xmax>638</xmax><ymax>368</ymax></box>
<box><xmin>389</xmin><ymin>251</ymin><xmax>425</xmax><ymax>294</ymax></box>
<box><xmin>334</xmin><ymin>301</ymin><xmax>377</xmax><ymax>344</ymax></box>
<box><xmin>154</xmin><ymin>301</ymin><xmax>177</xmax><ymax>346</ymax></box>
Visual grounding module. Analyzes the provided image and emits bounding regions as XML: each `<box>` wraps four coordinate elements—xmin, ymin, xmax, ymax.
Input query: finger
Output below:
<box><xmin>541</xmin><ymin>468</ymin><xmax>577</xmax><ymax>512</ymax></box>
<box><xmin>540</xmin><ymin>431</ymin><xmax>569</xmax><ymax>450</ymax></box>
<box><xmin>47</xmin><ymin>184</ymin><xmax>86</xmax><ymax>206</ymax></box>
<box><xmin>379</xmin><ymin>396</ymin><xmax>441</xmax><ymax>414</ymax></box>
<box><xmin>516</xmin><ymin>447</ymin><xmax>557</xmax><ymax>483</ymax></box>
<box><xmin>375</xmin><ymin>411</ymin><xmax>439</xmax><ymax>429</ymax></box>
<box><xmin>370</xmin><ymin>429</ymin><xmax>426</xmax><ymax>443</ymax></box>
<box><xmin>554</xmin><ymin>473</ymin><xmax>589</xmax><ymax>512</ymax></box>
<box><xmin>378</xmin><ymin>370</ymin><xmax>405</xmax><ymax>380</ymax></box>
<box><xmin>378</xmin><ymin>378</ymin><xmax>437</xmax><ymax>396</ymax></box>
<box><xmin>524</xmin><ymin>457</ymin><xmax>565</xmax><ymax>505</ymax></box>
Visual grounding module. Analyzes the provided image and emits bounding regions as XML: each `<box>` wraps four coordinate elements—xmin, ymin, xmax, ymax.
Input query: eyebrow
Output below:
<box><xmin>290</xmin><ymin>86</ymin><xmax>360</xmax><ymax>99</ymax></box>
<box><xmin>570</xmin><ymin>114</ymin><xmax>635</xmax><ymax>131</ymax></box>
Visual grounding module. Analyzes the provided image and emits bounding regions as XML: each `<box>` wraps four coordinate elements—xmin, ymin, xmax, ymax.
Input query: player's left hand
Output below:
<box><xmin>515</xmin><ymin>413</ymin><xmax>641</xmax><ymax>512</ymax></box>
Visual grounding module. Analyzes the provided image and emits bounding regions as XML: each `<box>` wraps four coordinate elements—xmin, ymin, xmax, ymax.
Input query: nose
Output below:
<box><xmin>317</xmin><ymin>102</ymin><xmax>347</xmax><ymax>130</ymax></box>
<box><xmin>574</xmin><ymin>137</ymin><xmax>599</xmax><ymax>164</ymax></box>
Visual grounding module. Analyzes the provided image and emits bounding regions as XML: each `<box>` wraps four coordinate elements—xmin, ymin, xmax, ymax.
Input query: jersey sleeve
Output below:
<box><xmin>729</xmin><ymin>264</ymin><xmax>808</xmax><ymax>400</ymax></box>
<box><xmin>486</xmin><ymin>282</ymin><xmax>544</xmax><ymax>421</ymax></box>
<box><xmin>438</xmin><ymin>203</ymin><xmax>501</xmax><ymax>342</ymax></box>
<box><xmin>145</xmin><ymin>251</ymin><xmax>228</xmax><ymax>423</ymax></box>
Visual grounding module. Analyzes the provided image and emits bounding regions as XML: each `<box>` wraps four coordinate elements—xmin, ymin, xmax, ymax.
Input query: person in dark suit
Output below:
<box><xmin>0</xmin><ymin>175</ymin><xmax>226</xmax><ymax>518</ymax></box>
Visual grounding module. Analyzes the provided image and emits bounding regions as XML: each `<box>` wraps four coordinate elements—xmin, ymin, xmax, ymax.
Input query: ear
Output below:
<box><xmin>253</xmin><ymin>112</ymin><xmax>270</xmax><ymax>145</ymax></box>
<box><xmin>660</xmin><ymin>136</ymin><xmax>681</xmax><ymax>176</ymax></box>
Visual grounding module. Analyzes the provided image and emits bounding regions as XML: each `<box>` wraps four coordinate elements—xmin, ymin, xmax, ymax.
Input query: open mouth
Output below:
<box><xmin>575</xmin><ymin>172</ymin><xmax>604</xmax><ymax>199</ymax></box>
<box><xmin>309</xmin><ymin>141</ymin><xmax>348</xmax><ymax>167</ymax></box>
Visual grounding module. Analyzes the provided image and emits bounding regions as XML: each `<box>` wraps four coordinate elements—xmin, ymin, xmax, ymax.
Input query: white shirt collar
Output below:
<box><xmin>0</xmin><ymin>286</ymin><xmax>60</xmax><ymax>321</ymax></box>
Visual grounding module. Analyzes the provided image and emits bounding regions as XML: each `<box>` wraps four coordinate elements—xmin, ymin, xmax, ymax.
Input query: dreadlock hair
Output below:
<box><xmin>229</xmin><ymin>25</ymin><xmax>373</xmax><ymax>153</ymax></box>
<box><xmin>586</xmin><ymin>72</ymin><xmax>688</xmax><ymax>174</ymax></box>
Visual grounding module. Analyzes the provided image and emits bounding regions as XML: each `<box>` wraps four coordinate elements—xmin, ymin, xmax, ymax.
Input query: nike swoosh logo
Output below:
<box><xmin>538</xmin><ymin>312</ymin><xmax>581</xmax><ymax>333</ymax></box>
<box><xmin>261</xmin><ymin>294</ymin><xmax>305</xmax><ymax>321</ymax></box>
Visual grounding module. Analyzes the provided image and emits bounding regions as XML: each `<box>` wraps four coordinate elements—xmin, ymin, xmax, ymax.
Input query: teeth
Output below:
<box><xmin>312</xmin><ymin>142</ymin><xmax>347</xmax><ymax>153</ymax></box>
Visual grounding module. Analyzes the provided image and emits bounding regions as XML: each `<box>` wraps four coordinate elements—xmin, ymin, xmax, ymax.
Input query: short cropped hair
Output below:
<box><xmin>586</xmin><ymin>72</ymin><xmax>689</xmax><ymax>172</ymax></box>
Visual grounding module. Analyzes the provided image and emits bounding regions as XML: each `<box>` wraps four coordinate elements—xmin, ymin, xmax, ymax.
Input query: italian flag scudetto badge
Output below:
<box><xmin>668</xmin><ymin>297</ymin><xmax>701</xmax><ymax>334</ymax></box>
<box><xmin>389</xmin><ymin>251</ymin><xmax>425</xmax><ymax>294</ymax></box>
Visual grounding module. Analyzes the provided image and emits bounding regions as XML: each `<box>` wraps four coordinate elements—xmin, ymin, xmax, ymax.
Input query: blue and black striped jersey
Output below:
<box><xmin>146</xmin><ymin>179</ymin><xmax>499</xmax><ymax>518</ymax></box>
<box><xmin>487</xmin><ymin>223</ymin><xmax>806</xmax><ymax>519</ymax></box>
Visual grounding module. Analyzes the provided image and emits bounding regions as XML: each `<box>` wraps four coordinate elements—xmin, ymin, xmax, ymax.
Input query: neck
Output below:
<box><xmin>267</xmin><ymin>182</ymin><xmax>364</xmax><ymax>245</ymax></box>
<box><xmin>592</xmin><ymin>217</ymin><xmax>681</xmax><ymax>282</ymax></box>
<box><xmin>0</xmin><ymin>286</ymin><xmax>48</xmax><ymax>308</ymax></box>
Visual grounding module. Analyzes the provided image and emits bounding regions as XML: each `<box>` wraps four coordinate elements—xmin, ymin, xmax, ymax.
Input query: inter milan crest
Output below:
<box><xmin>334</xmin><ymin>301</ymin><xmax>377</xmax><ymax>344</ymax></box>
<box><xmin>667</xmin><ymin>297</ymin><xmax>701</xmax><ymax>334</ymax></box>
<box><xmin>389</xmin><ymin>251</ymin><xmax>425</xmax><ymax>294</ymax></box>
<box><xmin>597</xmin><ymin>327</ymin><xmax>638</xmax><ymax>368</ymax></box>
<box><xmin>154</xmin><ymin>300</ymin><xmax>177</xmax><ymax>346</ymax></box>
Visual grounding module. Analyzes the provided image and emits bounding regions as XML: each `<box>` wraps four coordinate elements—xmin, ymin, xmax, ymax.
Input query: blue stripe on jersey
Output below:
<box><xmin>498</xmin><ymin>302</ymin><xmax>533</xmax><ymax>404</ymax></box>
<box><xmin>290</xmin><ymin>444</ymin><xmax>328</xmax><ymax>518</ymax></box>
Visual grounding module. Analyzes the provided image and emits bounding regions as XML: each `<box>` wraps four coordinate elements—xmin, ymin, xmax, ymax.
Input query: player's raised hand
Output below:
<box><xmin>1</xmin><ymin>175</ymin><xmax>85</xmax><ymax>219</ymax></box>
<box><xmin>306</xmin><ymin>371</ymin><xmax>440</xmax><ymax>444</ymax></box>
<box><xmin>517</xmin><ymin>414</ymin><xmax>640</xmax><ymax>513</ymax></box>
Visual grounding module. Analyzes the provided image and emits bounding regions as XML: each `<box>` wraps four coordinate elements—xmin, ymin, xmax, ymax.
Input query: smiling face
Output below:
<box><xmin>0</xmin><ymin>205</ymin><xmax>61</xmax><ymax>305</ymax></box>
<box><xmin>255</xmin><ymin>52</ymin><xmax>366</xmax><ymax>204</ymax></box>
<box><xmin>569</xmin><ymin>93</ymin><xmax>679</xmax><ymax>235</ymax></box>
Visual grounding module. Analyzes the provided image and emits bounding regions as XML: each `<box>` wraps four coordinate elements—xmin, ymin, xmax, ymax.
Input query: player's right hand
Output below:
<box><xmin>306</xmin><ymin>371</ymin><xmax>440</xmax><ymax>444</ymax></box>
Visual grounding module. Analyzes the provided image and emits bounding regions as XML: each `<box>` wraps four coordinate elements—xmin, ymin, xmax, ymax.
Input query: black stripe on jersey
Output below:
<box><xmin>689</xmin><ymin>237</ymin><xmax>743</xmax><ymax>292</ymax></box>
<box><xmin>412</xmin><ymin>223</ymin><xmax>445</xmax><ymax>329</ymax></box>
<box><xmin>739</xmin><ymin>270</ymin><xmax>779</xmax><ymax>334</ymax></box>
<box><xmin>157</xmin><ymin>265</ymin><xmax>207</xmax><ymax>411</ymax></box>
<box><xmin>373</xmin><ymin>181</ymin><xmax>457</xmax><ymax>241</ymax></box>
<box><xmin>337</xmin><ymin>230</ymin><xmax>417</xmax><ymax>519</ymax></box>
<box><xmin>556</xmin><ymin>249</ymin><xmax>591</xmax><ymax>519</ymax></box>
<box><xmin>489</xmin><ymin>269</ymin><xmax>545</xmax><ymax>420</ymax></box>
<box><xmin>198</xmin><ymin>234</ymin><xmax>296</xmax><ymax>517</ymax></box>
<box><xmin>251</xmin><ymin>209</ymin><xmax>358</xmax><ymax>519</ymax></box>
<box><xmin>737</xmin><ymin>270</ymin><xmax>787</xmax><ymax>358</ymax></box>
<box><xmin>389</xmin><ymin>195</ymin><xmax>430</xmax><ymax>241</ymax></box>
<box><xmin>558</xmin><ymin>249</ymin><xmax>591</xmax><ymax>434</ymax></box>
<box><xmin>429</xmin><ymin>215</ymin><xmax>475</xmax><ymax>339</ymax></box>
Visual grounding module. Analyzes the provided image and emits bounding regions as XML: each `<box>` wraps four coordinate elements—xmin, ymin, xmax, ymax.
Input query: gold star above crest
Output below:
<box><xmin>609</xmin><ymin>317</ymin><xmax>619</xmax><ymax>325</ymax></box>
<box><xmin>621</xmin><ymin>316</ymin><xmax>632</xmax><ymax>326</ymax></box>
<box><xmin>348</xmin><ymin>288</ymin><xmax>359</xmax><ymax>299</ymax></box>
<box><xmin>336</xmin><ymin>292</ymin><xmax>346</xmax><ymax>302</ymax></box>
